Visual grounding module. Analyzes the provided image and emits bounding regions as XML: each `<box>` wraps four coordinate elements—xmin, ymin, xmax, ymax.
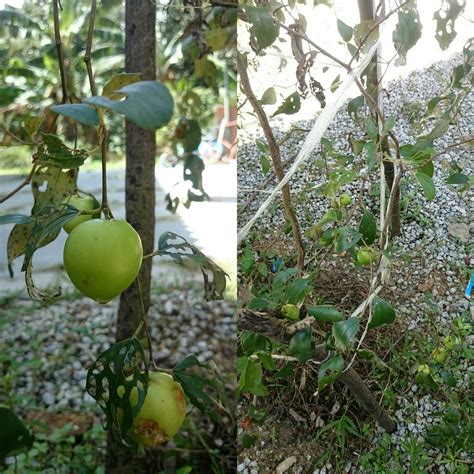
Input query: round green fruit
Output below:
<box><xmin>281</xmin><ymin>304</ymin><xmax>300</xmax><ymax>321</ymax></box>
<box><xmin>356</xmin><ymin>248</ymin><xmax>377</xmax><ymax>266</ymax></box>
<box><xmin>339</xmin><ymin>193</ymin><xmax>352</xmax><ymax>207</ymax></box>
<box><xmin>128</xmin><ymin>372</ymin><xmax>186</xmax><ymax>446</ymax></box>
<box><xmin>63</xmin><ymin>219</ymin><xmax>143</xmax><ymax>302</ymax></box>
<box><xmin>416</xmin><ymin>364</ymin><xmax>430</xmax><ymax>376</ymax></box>
<box><xmin>63</xmin><ymin>193</ymin><xmax>100</xmax><ymax>234</ymax></box>
<box><xmin>443</xmin><ymin>335</ymin><xmax>458</xmax><ymax>350</ymax></box>
<box><xmin>431</xmin><ymin>347</ymin><xmax>447</xmax><ymax>363</ymax></box>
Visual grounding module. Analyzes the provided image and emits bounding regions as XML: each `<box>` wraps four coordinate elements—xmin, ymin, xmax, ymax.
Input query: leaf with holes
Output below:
<box><xmin>393</xmin><ymin>9</ymin><xmax>422</xmax><ymax>66</ymax></box>
<box><xmin>85</xmin><ymin>81</ymin><xmax>174</xmax><ymax>130</ymax></box>
<box><xmin>272</xmin><ymin>92</ymin><xmax>301</xmax><ymax>116</ymax></box>
<box><xmin>7</xmin><ymin>167</ymin><xmax>77</xmax><ymax>277</ymax></box>
<box><xmin>173</xmin><ymin>355</ymin><xmax>230</xmax><ymax>423</ymax></box>
<box><xmin>0</xmin><ymin>405</ymin><xmax>33</xmax><ymax>458</ymax></box>
<box><xmin>434</xmin><ymin>0</ymin><xmax>465</xmax><ymax>51</ymax></box>
<box><xmin>332</xmin><ymin>318</ymin><xmax>359</xmax><ymax>351</ymax></box>
<box><xmin>415</xmin><ymin>172</ymin><xmax>436</xmax><ymax>200</ymax></box>
<box><xmin>50</xmin><ymin>104</ymin><xmax>99</xmax><ymax>127</ymax></box>
<box><xmin>358</xmin><ymin>210</ymin><xmax>376</xmax><ymax>245</ymax></box>
<box><xmin>353</xmin><ymin>19</ymin><xmax>378</xmax><ymax>53</ymax></box>
<box><xmin>86</xmin><ymin>338</ymin><xmax>149</xmax><ymax>447</ymax></box>
<box><xmin>318</xmin><ymin>354</ymin><xmax>344</xmax><ymax>390</ymax></box>
<box><xmin>156</xmin><ymin>231</ymin><xmax>227</xmax><ymax>300</ymax></box>
<box><xmin>35</xmin><ymin>134</ymin><xmax>88</xmax><ymax>169</ymax></box>
<box><xmin>243</xmin><ymin>5</ymin><xmax>279</xmax><ymax>50</ymax></box>
<box><xmin>288</xmin><ymin>328</ymin><xmax>314</xmax><ymax>363</ymax></box>
<box><xmin>368</xmin><ymin>297</ymin><xmax>396</xmax><ymax>330</ymax></box>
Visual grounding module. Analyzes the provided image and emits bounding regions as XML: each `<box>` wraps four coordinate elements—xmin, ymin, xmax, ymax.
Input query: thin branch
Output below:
<box><xmin>83</xmin><ymin>0</ymin><xmax>98</xmax><ymax>96</ymax></box>
<box><xmin>0</xmin><ymin>165</ymin><xmax>37</xmax><ymax>204</ymax></box>
<box><xmin>52</xmin><ymin>0</ymin><xmax>69</xmax><ymax>103</ymax></box>
<box><xmin>237</xmin><ymin>51</ymin><xmax>305</xmax><ymax>269</ymax></box>
<box><xmin>137</xmin><ymin>278</ymin><xmax>157</xmax><ymax>369</ymax></box>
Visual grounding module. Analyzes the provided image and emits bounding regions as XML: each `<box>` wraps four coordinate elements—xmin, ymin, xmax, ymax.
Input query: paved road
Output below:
<box><xmin>0</xmin><ymin>161</ymin><xmax>236</xmax><ymax>296</ymax></box>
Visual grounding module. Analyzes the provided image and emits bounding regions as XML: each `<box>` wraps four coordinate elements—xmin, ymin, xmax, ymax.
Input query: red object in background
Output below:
<box><xmin>215</xmin><ymin>105</ymin><xmax>237</xmax><ymax>160</ymax></box>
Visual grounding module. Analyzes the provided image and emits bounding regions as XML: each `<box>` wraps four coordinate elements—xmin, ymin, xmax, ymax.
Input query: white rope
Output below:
<box><xmin>237</xmin><ymin>39</ymin><xmax>382</xmax><ymax>245</ymax></box>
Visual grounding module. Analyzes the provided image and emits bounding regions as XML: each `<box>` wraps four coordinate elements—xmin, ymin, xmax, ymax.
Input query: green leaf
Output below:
<box><xmin>157</xmin><ymin>231</ymin><xmax>227</xmax><ymax>300</ymax></box>
<box><xmin>288</xmin><ymin>328</ymin><xmax>314</xmax><ymax>363</ymax></box>
<box><xmin>347</xmin><ymin>95</ymin><xmax>365</xmax><ymax>120</ymax></box>
<box><xmin>332</xmin><ymin>318</ymin><xmax>359</xmax><ymax>351</ymax></box>
<box><xmin>241</xmin><ymin>331</ymin><xmax>272</xmax><ymax>355</ymax></box>
<box><xmin>85</xmin><ymin>81</ymin><xmax>174</xmax><ymax>130</ymax></box>
<box><xmin>353</xmin><ymin>20</ymin><xmax>379</xmax><ymax>52</ymax></box>
<box><xmin>335</xmin><ymin>227</ymin><xmax>361</xmax><ymax>253</ymax></box>
<box><xmin>272</xmin><ymin>92</ymin><xmax>301</xmax><ymax>116</ymax></box>
<box><xmin>241</xmin><ymin>245</ymin><xmax>254</xmax><ymax>273</ymax></box>
<box><xmin>248</xmin><ymin>297</ymin><xmax>271</xmax><ymax>311</ymax></box>
<box><xmin>365</xmin><ymin>117</ymin><xmax>378</xmax><ymax>139</ymax></box>
<box><xmin>337</xmin><ymin>19</ymin><xmax>353</xmax><ymax>42</ymax></box>
<box><xmin>285</xmin><ymin>277</ymin><xmax>310</xmax><ymax>304</ymax></box>
<box><xmin>349</xmin><ymin>136</ymin><xmax>366</xmax><ymax>155</ymax></box>
<box><xmin>173</xmin><ymin>355</ymin><xmax>229</xmax><ymax>423</ymax></box>
<box><xmin>242</xmin><ymin>433</ymin><xmax>257</xmax><ymax>448</ymax></box>
<box><xmin>260</xmin><ymin>87</ymin><xmax>277</xmax><ymax>105</ymax></box>
<box><xmin>0</xmin><ymin>85</ymin><xmax>23</xmax><ymax>107</ymax></box>
<box><xmin>424</xmin><ymin>119</ymin><xmax>450</xmax><ymax>141</ymax></box>
<box><xmin>416</xmin><ymin>159</ymin><xmax>434</xmax><ymax>178</ymax></box>
<box><xmin>237</xmin><ymin>358</ymin><xmax>267</xmax><ymax>395</ymax></box>
<box><xmin>382</xmin><ymin>116</ymin><xmax>395</xmax><ymax>135</ymax></box>
<box><xmin>318</xmin><ymin>355</ymin><xmax>344</xmax><ymax>390</ymax></box>
<box><xmin>50</xmin><ymin>103</ymin><xmax>99</xmax><ymax>127</ymax></box>
<box><xmin>0</xmin><ymin>214</ymin><xmax>32</xmax><ymax>225</ymax></box>
<box><xmin>445</xmin><ymin>173</ymin><xmax>469</xmax><ymax>185</ymax></box>
<box><xmin>243</xmin><ymin>5</ymin><xmax>279</xmax><ymax>50</ymax></box>
<box><xmin>364</xmin><ymin>140</ymin><xmax>376</xmax><ymax>172</ymax></box>
<box><xmin>260</xmin><ymin>154</ymin><xmax>271</xmax><ymax>175</ymax></box>
<box><xmin>393</xmin><ymin>9</ymin><xmax>422</xmax><ymax>66</ymax></box>
<box><xmin>204</xmin><ymin>27</ymin><xmax>232</xmax><ymax>51</ymax></box>
<box><xmin>434</xmin><ymin>0</ymin><xmax>466</xmax><ymax>51</ymax></box>
<box><xmin>85</xmin><ymin>338</ymin><xmax>148</xmax><ymax>448</ymax></box>
<box><xmin>258</xmin><ymin>352</ymin><xmax>276</xmax><ymax>371</ymax></box>
<box><xmin>368</xmin><ymin>297</ymin><xmax>396</xmax><ymax>330</ymax></box>
<box><xmin>415</xmin><ymin>172</ymin><xmax>436</xmax><ymax>200</ymax></box>
<box><xmin>36</xmin><ymin>133</ymin><xmax>88</xmax><ymax>169</ymax></box>
<box><xmin>306</xmin><ymin>305</ymin><xmax>344</xmax><ymax>322</ymax></box>
<box><xmin>0</xmin><ymin>405</ymin><xmax>33</xmax><ymax>458</ymax></box>
<box><xmin>358</xmin><ymin>210</ymin><xmax>377</xmax><ymax>245</ymax></box>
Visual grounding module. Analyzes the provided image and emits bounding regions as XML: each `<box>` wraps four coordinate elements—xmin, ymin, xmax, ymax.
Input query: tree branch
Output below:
<box><xmin>237</xmin><ymin>52</ymin><xmax>305</xmax><ymax>269</ymax></box>
<box><xmin>52</xmin><ymin>0</ymin><xmax>69</xmax><ymax>103</ymax></box>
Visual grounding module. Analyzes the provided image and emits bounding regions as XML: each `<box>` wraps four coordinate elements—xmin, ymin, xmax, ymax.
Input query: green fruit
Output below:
<box><xmin>281</xmin><ymin>304</ymin><xmax>300</xmax><ymax>321</ymax></box>
<box><xmin>339</xmin><ymin>193</ymin><xmax>352</xmax><ymax>207</ymax></box>
<box><xmin>128</xmin><ymin>372</ymin><xmax>186</xmax><ymax>446</ymax></box>
<box><xmin>63</xmin><ymin>219</ymin><xmax>143</xmax><ymax>302</ymax></box>
<box><xmin>319</xmin><ymin>229</ymin><xmax>334</xmax><ymax>247</ymax></box>
<box><xmin>356</xmin><ymin>247</ymin><xmax>377</xmax><ymax>265</ymax></box>
<box><xmin>416</xmin><ymin>364</ymin><xmax>430</xmax><ymax>376</ymax></box>
<box><xmin>63</xmin><ymin>193</ymin><xmax>100</xmax><ymax>234</ymax></box>
<box><xmin>443</xmin><ymin>335</ymin><xmax>458</xmax><ymax>350</ymax></box>
<box><xmin>431</xmin><ymin>347</ymin><xmax>448</xmax><ymax>363</ymax></box>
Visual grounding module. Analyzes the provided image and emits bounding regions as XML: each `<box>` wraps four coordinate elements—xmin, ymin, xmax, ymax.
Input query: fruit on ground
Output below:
<box><xmin>63</xmin><ymin>219</ymin><xmax>142</xmax><ymax>302</ymax></box>
<box><xmin>339</xmin><ymin>193</ymin><xmax>352</xmax><ymax>206</ymax></box>
<box><xmin>431</xmin><ymin>347</ymin><xmax>448</xmax><ymax>363</ymax></box>
<box><xmin>356</xmin><ymin>247</ymin><xmax>377</xmax><ymax>265</ymax></box>
<box><xmin>281</xmin><ymin>304</ymin><xmax>300</xmax><ymax>321</ymax></box>
<box><xmin>416</xmin><ymin>364</ymin><xmax>430</xmax><ymax>376</ymax></box>
<box><xmin>63</xmin><ymin>193</ymin><xmax>100</xmax><ymax>234</ymax></box>
<box><xmin>128</xmin><ymin>372</ymin><xmax>186</xmax><ymax>446</ymax></box>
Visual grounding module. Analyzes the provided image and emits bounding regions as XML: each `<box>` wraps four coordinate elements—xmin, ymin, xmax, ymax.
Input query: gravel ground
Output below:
<box><xmin>1</xmin><ymin>287</ymin><xmax>236</xmax><ymax>412</ymax></box>
<box><xmin>238</xmin><ymin>54</ymin><xmax>473</xmax><ymax>473</ymax></box>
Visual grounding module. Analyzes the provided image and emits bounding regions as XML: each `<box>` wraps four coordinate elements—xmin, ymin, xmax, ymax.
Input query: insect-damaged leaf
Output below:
<box><xmin>272</xmin><ymin>92</ymin><xmax>301</xmax><ymax>116</ymax></box>
<box><xmin>434</xmin><ymin>0</ymin><xmax>466</xmax><ymax>51</ymax></box>
<box><xmin>243</xmin><ymin>4</ymin><xmax>279</xmax><ymax>50</ymax></box>
<box><xmin>393</xmin><ymin>9</ymin><xmax>422</xmax><ymax>66</ymax></box>
<box><xmin>35</xmin><ymin>134</ymin><xmax>88</xmax><ymax>169</ymax></box>
<box><xmin>86</xmin><ymin>338</ymin><xmax>148</xmax><ymax>448</ymax></box>
<box><xmin>156</xmin><ymin>231</ymin><xmax>227</xmax><ymax>300</ymax></box>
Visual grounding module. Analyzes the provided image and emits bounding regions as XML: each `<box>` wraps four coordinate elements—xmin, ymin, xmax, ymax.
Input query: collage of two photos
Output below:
<box><xmin>0</xmin><ymin>0</ymin><xmax>472</xmax><ymax>473</ymax></box>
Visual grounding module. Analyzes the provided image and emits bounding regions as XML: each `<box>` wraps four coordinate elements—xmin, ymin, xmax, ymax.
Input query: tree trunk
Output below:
<box><xmin>358</xmin><ymin>0</ymin><xmax>401</xmax><ymax>237</ymax></box>
<box><xmin>106</xmin><ymin>1</ymin><xmax>157</xmax><ymax>472</ymax></box>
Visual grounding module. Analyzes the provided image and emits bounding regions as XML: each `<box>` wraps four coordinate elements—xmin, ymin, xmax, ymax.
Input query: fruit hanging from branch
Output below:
<box><xmin>63</xmin><ymin>219</ymin><xmax>143</xmax><ymax>302</ymax></box>
<box><xmin>62</xmin><ymin>193</ymin><xmax>100</xmax><ymax>234</ymax></box>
